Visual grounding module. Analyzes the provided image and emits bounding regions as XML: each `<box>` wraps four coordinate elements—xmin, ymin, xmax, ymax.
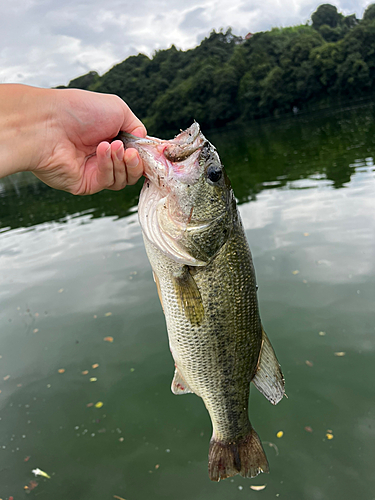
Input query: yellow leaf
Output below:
<box><xmin>292</xmin><ymin>270</ymin><xmax>299</xmax><ymax>275</ymax></box>
<box><xmin>326</xmin><ymin>433</ymin><xmax>334</xmax><ymax>440</ymax></box>
<box><xmin>105</xmin><ymin>312</ymin><xmax>112</xmax><ymax>317</ymax></box>
<box><xmin>95</xmin><ymin>401</ymin><xmax>103</xmax><ymax>408</ymax></box>
<box><xmin>90</xmin><ymin>377</ymin><xmax>97</xmax><ymax>382</ymax></box>
<box><xmin>334</xmin><ymin>352</ymin><xmax>346</xmax><ymax>357</ymax></box>
<box><xmin>276</xmin><ymin>431</ymin><xmax>283</xmax><ymax>438</ymax></box>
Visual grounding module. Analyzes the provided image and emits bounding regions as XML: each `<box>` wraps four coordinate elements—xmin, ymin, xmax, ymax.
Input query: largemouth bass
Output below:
<box><xmin>118</xmin><ymin>123</ymin><xmax>285</xmax><ymax>481</ymax></box>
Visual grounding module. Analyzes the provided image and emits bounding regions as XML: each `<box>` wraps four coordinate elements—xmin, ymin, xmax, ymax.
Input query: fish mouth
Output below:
<box><xmin>117</xmin><ymin>122</ymin><xmax>206</xmax><ymax>186</ymax></box>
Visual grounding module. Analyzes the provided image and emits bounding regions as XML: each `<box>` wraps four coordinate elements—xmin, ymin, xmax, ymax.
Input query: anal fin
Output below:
<box><xmin>171</xmin><ymin>368</ymin><xmax>194</xmax><ymax>395</ymax></box>
<box><xmin>252</xmin><ymin>328</ymin><xmax>285</xmax><ymax>405</ymax></box>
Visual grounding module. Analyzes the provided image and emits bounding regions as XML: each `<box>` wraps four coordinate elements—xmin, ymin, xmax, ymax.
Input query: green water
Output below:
<box><xmin>1</xmin><ymin>106</ymin><xmax>375</xmax><ymax>500</ymax></box>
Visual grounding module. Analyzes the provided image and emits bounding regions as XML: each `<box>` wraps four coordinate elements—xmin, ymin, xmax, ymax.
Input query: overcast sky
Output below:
<box><xmin>0</xmin><ymin>0</ymin><xmax>371</xmax><ymax>89</ymax></box>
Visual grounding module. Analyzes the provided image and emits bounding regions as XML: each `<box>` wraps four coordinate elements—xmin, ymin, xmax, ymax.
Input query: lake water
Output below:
<box><xmin>1</xmin><ymin>105</ymin><xmax>375</xmax><ymax>500</ymax></box>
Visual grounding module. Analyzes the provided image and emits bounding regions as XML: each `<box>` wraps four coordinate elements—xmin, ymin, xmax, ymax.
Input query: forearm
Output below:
<box><xmin>0</xmin><ymin>84</ymin><xmax>55</xmax><ymax>178</ymax></box>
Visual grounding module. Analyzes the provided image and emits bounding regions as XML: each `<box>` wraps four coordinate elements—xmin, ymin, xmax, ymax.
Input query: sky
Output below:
<box><xmin>0</xmin><ymin>0</ymin><xmax>372</xmax><ymax>89</ymax></box>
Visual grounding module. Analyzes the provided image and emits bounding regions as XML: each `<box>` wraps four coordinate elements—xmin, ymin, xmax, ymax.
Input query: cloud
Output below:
<box><xmin>0</xmin><ymin>0</ymin><xmax>372</xmax><ymax>88</ymax></box>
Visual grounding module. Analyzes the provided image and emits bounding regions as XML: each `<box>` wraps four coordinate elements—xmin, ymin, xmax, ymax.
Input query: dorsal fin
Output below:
<box><xmin>252</xmin><ymin>328</ymin><xmax>285</xmax><ymax>405</ymax></box>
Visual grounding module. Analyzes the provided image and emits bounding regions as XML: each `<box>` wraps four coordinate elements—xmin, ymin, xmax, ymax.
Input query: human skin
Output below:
<box><xmin>0</xmin><ymin>84</ymin><xmax>146</xmax><ymax>195</ymax></box>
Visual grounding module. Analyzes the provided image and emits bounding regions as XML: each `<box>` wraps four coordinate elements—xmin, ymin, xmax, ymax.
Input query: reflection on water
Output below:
<box><xmin>1</xmin><ymin>105</ymin><xmax>375</xmax><ymax>500</ymax></box>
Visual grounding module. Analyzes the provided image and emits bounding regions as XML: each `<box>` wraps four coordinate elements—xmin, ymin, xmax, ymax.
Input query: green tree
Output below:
<box><xmin>335</xmin><ymin>53</ymin><xmax>371</xmax><ymax>95</ymax></box>
<box><xmin>363</xmin><ymin>4</ymin><xmax>375</xmax><ymax>21</ymax></box>
<box><xmin>312</xmin><ymin>4</ymin><xmax>342</xmax><ymax>29</ymax></box>
<box><xmin>310</xmin><ymin>42</ymin><xmax>343</xmax><ymax>90</ymax></box>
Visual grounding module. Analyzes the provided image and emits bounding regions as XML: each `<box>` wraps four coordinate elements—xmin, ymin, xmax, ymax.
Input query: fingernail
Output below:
<box><xmin>105</xmin><ymin>145</ymin><xmax>111</xmax><ymax>158</ymax></box>
<box><xmin>133</xmin><ymin>126</ymin><xmax>147</xmax><ymax>138</ymax></box>
<box><xmin>116</xmin><ymin>145</ymin><xmax>124</xmax><ymax>160</ymax></box>
<box><xmin>127</xmin><ymin>154</ymin><xmax>139</xmax><ymax>169</ymax></box>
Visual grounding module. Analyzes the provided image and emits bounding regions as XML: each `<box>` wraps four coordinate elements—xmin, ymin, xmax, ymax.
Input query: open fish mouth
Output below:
<box><xmin>117</xmin><ymin>122</ymin><xmax>206</xmax><ymax>185</ymax></box>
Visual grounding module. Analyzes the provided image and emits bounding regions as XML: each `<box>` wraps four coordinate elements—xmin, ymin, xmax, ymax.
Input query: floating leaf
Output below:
<box><xmin>86</xmin><ymin>403</ymin><xmax>93</xmax><ymax>407</ymax></box>
<box><xmin>250</xmin><ymin>485</ymin><xmax>266</xmax><ymax>491</ymax></box>
<box><xmin>82</xmin><ymin>370</ymin><xmax>89</xmax><ymax>375</ymax></box>
<box><xmin>305</xmin><ymin>360</ymin><xmax>313</xmax><ymax>367</ymax></box>
<box><xmin>92</xmin><ymin>364</ymin><xmax>99</xmax><ymax>369</ymax></box>
<box><xmin>90</xmin><ymin>377</ymin><xmax>97</xmax><ymax>382</ymax></box>
<box><xmin>303</xmin><ymin>233</ymin><xmax>309</xmax><ymax>237</ymax></box>
<box><xmin>32</xmin><ymin>468</ymin><xmax>50</xmax><ymax>479</ymax></box>
<box><xmin>95</xmin><ymin>401</ymin><xmax>103</xmax><ymax>408</ymax></box>
<box><xmin>58</xmin><ymin>288</ymin><xmax>64</xmax><ymax>293</ymax></box>
<box><xmin>334</xmin><ymin>352</ymin><xmax>346</xmax><ymax>357</ymax></box>
<box><xmin>3</xmin><ymin>375</ymin><xmax>10</xmax><ymax>381</ymax></box>
<box><xmin>326</xmin><ymin>433</ymin><xmax>334</xmax><ymax>440</ymax></box>
<box><xmin>113</xmin><ymin>496</ymin><xmax>126</xmax><ymax>500</ymax></box>
<box><xmin>292</xmin><ymin>270</ymin><xmax>300</xmax><ymax>275</ymax></box>
<box><xmin>58</xmin><ymin>369</ymin><xmax>65</xmax><ymax>374</ymax></box>
<box><xmin>304</xmin><ymin>426</ymin><xmax>313</xmax><ymax>433</ymax></box>
<box><xmin>24</xmin><ymin>480</ymin><xmax>38</xmax><ymax>491</ymax></box>
<box><xmin>33</xmin><ymin>328</ymin><xmax>39</xmax><ymax>333</ymax></box>
<box><xmin>276</xmin><ymin>431</ymin><xmax>283</xmax><ymax>438</ymax></box>
<box><xmin>103</xmin><ymin>336</ymin><xmax>114</xmax><ymax>343</ymax></box>
<box><xmin>105</xmin><ymin>312</ymin><xmax>112</xmax><ymax>317</ymax></box>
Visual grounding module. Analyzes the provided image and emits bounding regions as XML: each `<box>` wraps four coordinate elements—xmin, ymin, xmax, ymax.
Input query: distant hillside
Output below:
<box><xmin>58</xmin><ymin>3</ymin><xmax>375</xmax><ymax>135</ymax></box>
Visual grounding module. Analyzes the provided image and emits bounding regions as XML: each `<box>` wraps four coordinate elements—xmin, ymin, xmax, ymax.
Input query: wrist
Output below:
<box><xmin>0</xmin><ymin>84</ymin><xmax>56</xmax><ymax>178</ymax></box>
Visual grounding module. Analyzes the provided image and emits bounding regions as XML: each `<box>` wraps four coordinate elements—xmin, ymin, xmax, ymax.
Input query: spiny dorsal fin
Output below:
<box><xmin>252</xmin><ymin>328</ymin><xmax>285</xmax><ymax>405</ymax></box>
<box><xmin>172</xmin><ymin>266</ymin><xmax>204</xmax><ymax>326</ymax></box>
<box><xmin>171</xmin><ymin>368</ymin><xmax>194</xmax><ymax>395</ymax></box>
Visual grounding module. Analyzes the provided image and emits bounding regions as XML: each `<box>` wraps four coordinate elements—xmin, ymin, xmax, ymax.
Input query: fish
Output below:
<box><xmin>118</xmin><ymin>123</ymin><xmax>285</xmax><ymax>481</ymax></box>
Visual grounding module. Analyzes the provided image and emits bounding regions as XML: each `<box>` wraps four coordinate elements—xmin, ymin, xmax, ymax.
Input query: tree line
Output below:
<box><xmin>59</xmin><ymin>3</ymin><xmax>375</xmax><ymax>135</ymax></box>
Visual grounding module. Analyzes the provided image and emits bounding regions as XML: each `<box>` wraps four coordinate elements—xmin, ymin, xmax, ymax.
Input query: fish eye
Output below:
<box><xmin>206</xmin><ymin>165</ymin><xmax>222</xmax><ymax>183</ymax></box>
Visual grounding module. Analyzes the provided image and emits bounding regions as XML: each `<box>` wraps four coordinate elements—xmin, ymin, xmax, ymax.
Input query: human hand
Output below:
<box><xmin>31</xmin><ymin>88</ymin><xmax>147</xmax><ymax>195</ymax></box>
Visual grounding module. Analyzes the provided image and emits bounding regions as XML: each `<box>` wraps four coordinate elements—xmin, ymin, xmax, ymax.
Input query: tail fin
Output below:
<box><xmin>208</xmin><ymin>428</ymin><xmax>269</xmax><ymax>481</ymax></box>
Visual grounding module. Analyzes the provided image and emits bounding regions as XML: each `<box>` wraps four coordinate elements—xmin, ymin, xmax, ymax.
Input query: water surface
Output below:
<box><xmin>1</xmin><ymin>106</ymin><xmax>375</xmax><ymax>500</ymax></box>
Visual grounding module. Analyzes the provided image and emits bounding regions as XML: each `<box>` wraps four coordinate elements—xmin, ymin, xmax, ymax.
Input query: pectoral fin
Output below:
<box><xmin>252</xmin><ymin>328</ymin><xmax>285</xmax><ymax>405</ymax></box>
<box><xmin>152</xmin><ymin>271</ymin><xmax>165</xmax><ymax>313</ymax></box>
<box><xmin>171</xmin><ymin>368</ymin><xmax>194</xmax><ymax>395</ymax></box>
<box><xmin>172</xmin><ymin>266</ymin><xmax>204</xmax><ymax>326</ymax></box>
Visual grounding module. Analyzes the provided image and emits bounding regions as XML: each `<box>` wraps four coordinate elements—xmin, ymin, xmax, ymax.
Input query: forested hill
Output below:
<box><xmin>60</xmin><ymin>3</ymin><xmax>375</xmax><ymax>135</ymax></box>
